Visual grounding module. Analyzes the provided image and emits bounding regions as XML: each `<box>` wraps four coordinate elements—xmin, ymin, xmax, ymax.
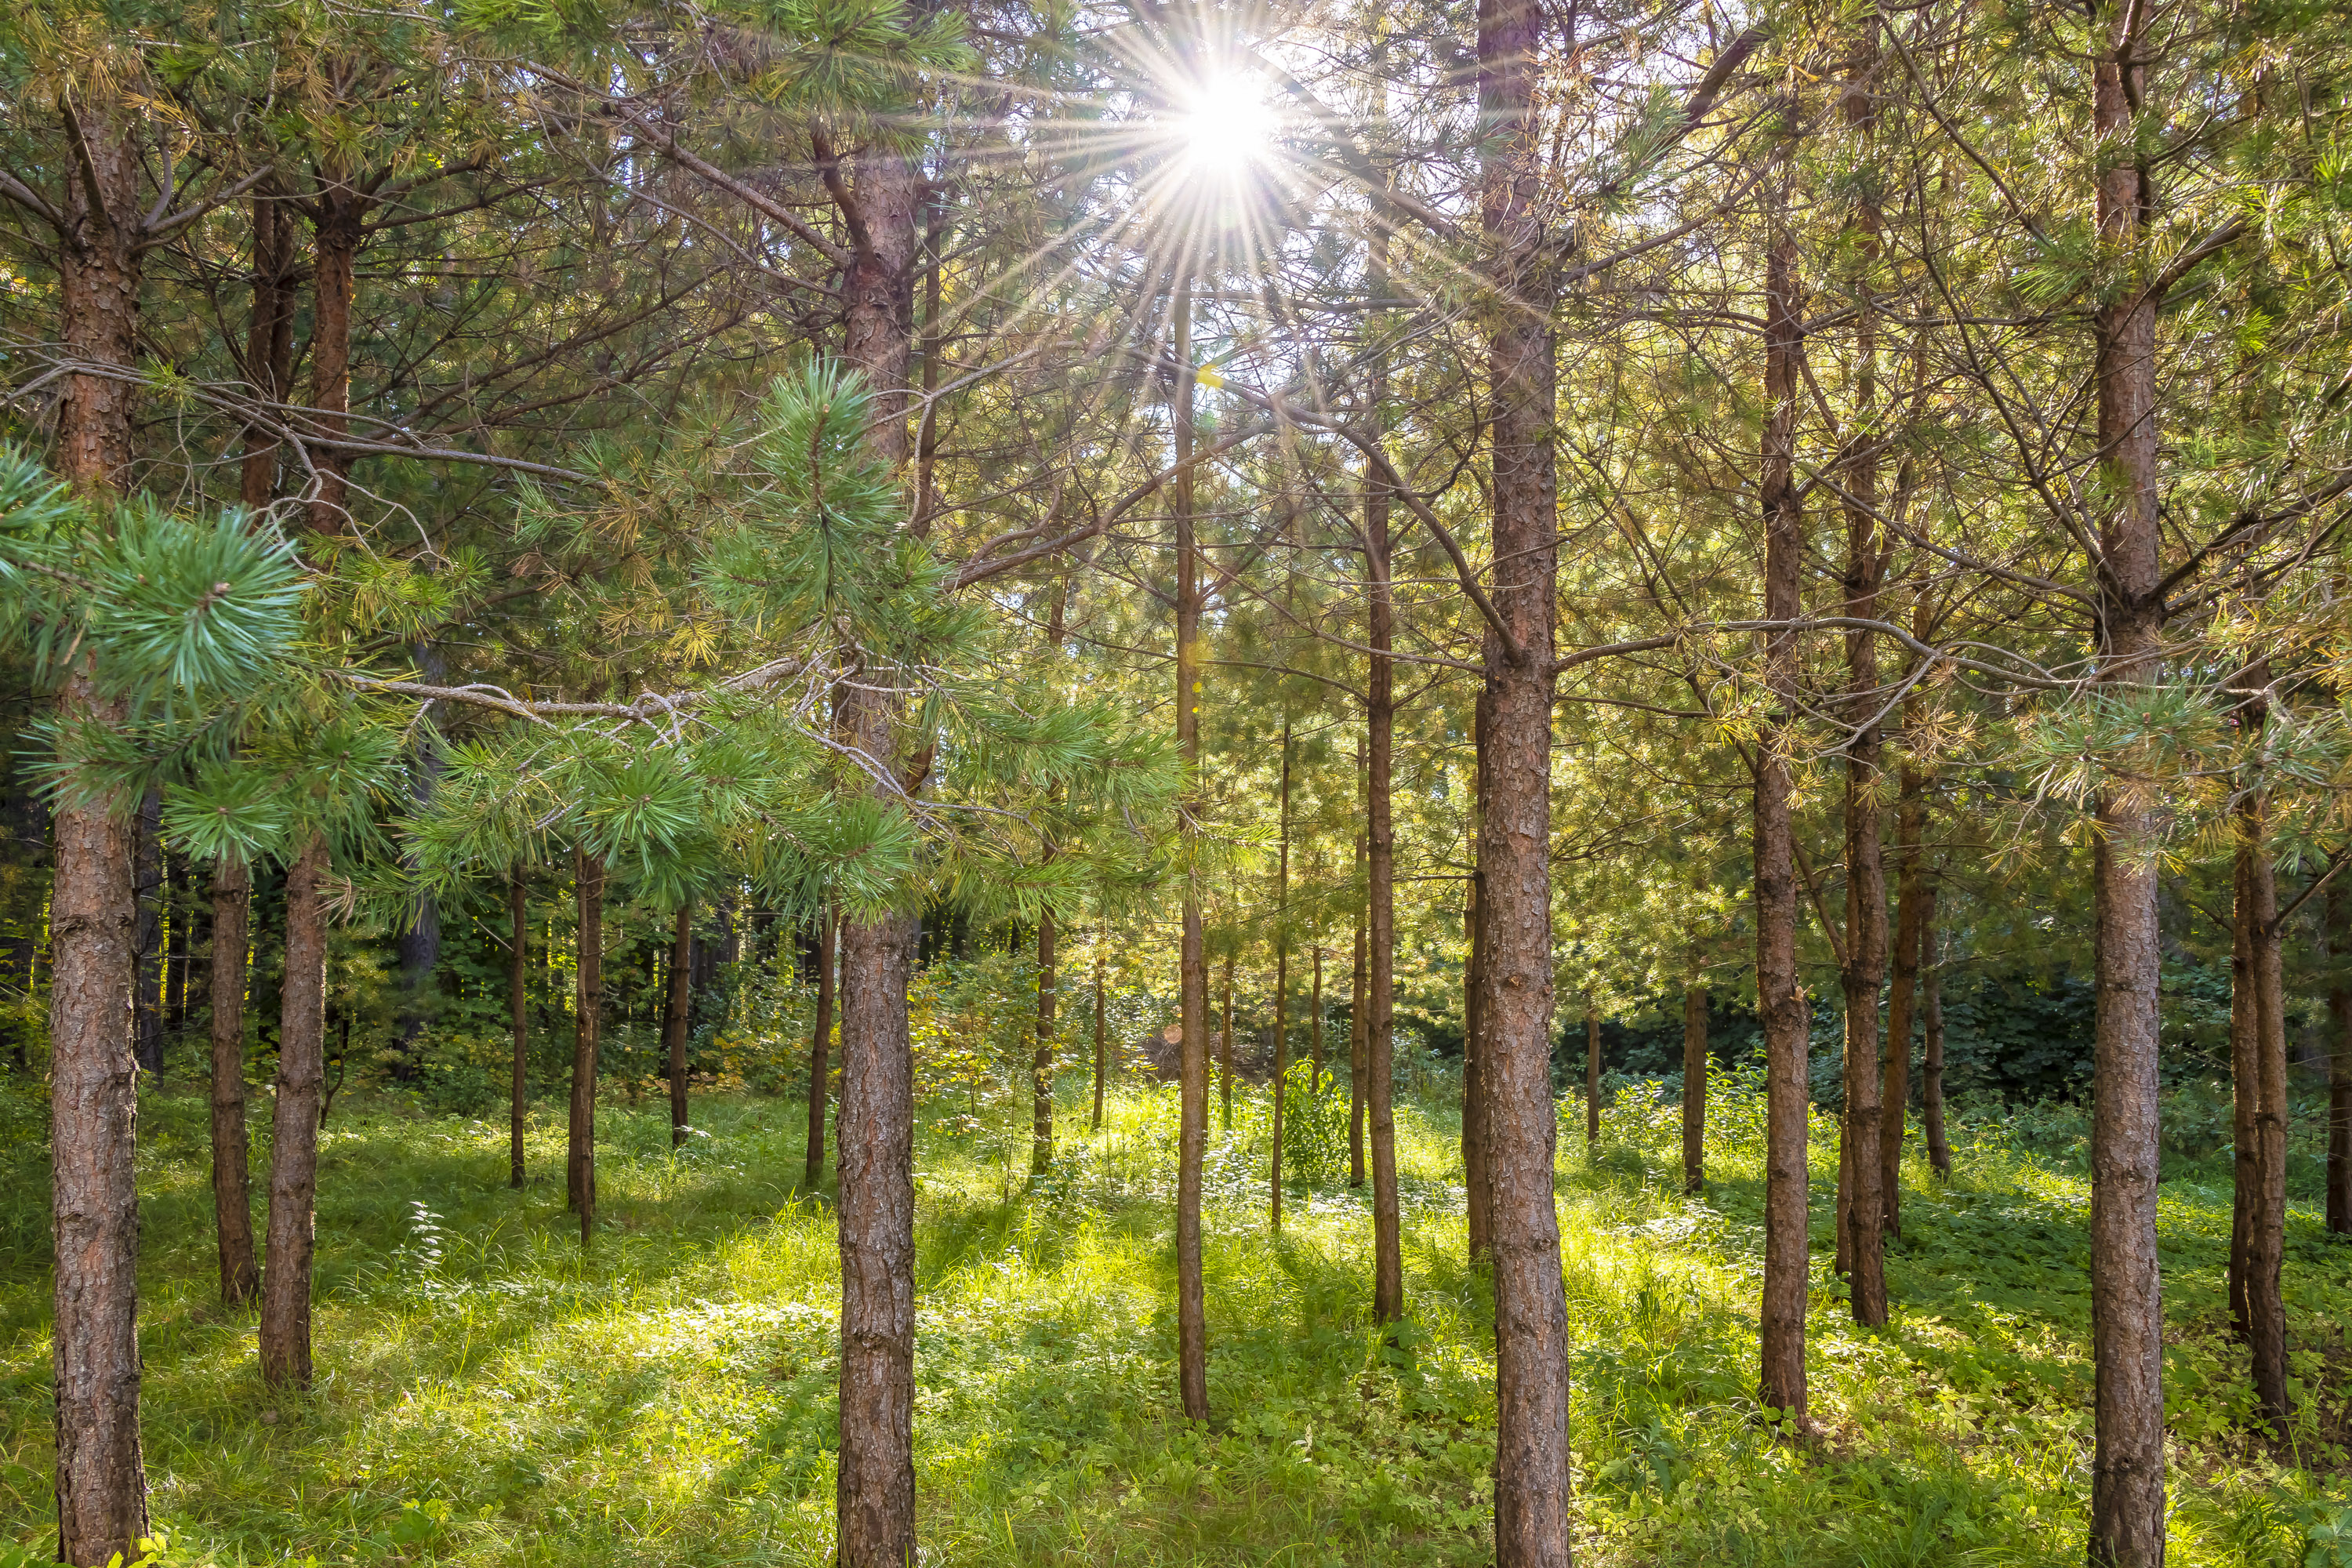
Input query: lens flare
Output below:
<box><xmin>1179</xmin><ymin>75</ymin><xmax>1276</xmax><ymax>174</ymax></box>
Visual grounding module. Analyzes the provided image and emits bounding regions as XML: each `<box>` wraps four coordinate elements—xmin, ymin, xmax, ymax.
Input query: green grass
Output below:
<box><xmin>2</xmin><ymin>1072</ymin><xmax>2348</xmax><ymax>1566</ymax></box>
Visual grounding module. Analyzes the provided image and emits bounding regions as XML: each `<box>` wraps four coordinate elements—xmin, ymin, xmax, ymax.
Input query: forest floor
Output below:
<box><xmin>3</xmin><ymin>1073</ymin><xmax>2350</xmax><ymax>1566</ymax></box>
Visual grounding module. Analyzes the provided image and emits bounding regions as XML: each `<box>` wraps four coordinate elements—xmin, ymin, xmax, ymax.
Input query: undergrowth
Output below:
<box><xmin>1</xmin><ymin>1068</ymin><xmax>2348</xmax><ymax>1566</ymax></box>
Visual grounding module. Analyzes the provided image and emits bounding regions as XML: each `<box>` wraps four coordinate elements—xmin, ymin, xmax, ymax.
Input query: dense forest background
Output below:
<box><xmin>7</xmin><ymin>0</ymin><xmax>2352</xmax><ymax>1563</ymax></box>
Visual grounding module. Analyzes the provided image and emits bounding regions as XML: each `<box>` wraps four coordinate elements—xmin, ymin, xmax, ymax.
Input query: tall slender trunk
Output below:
<box><xmin>209</xmin><ymin>858</ymin><xmax>257</xmax><ymax>1304</ymax></box>
<box><xmin>1584</xmin><ymin>1000</ymin><xmax>1601</xmax><ymax>1148</ymax></box>
<box><xmin>1365</xmin><ymin>347</ymin><xmax>1402</xmax><ymax>1327</ymax></box>
<box><xmin>1465</xmin><ymin>704</ymin><xmax>1490</xmax><ymax>1260</ymax></box>
<box><xmin>1091</xmin><ymin>930</ymin><xmax>1107</xmax><ymax>1131</ymax></box>
<box><xmin>1479</xmin><ymin>2</ymin><xmax>1573</xmax><ymax>1555</ymax></box>
<box><xmin>305</xmin><ymin>176</ymin><xmax>364</xmax><ymax>534</ymax></box>
<box><xmin>1219</xmin><ymin>949</ymin><xmax>1235</xmax><ymax>1131</ymax></box>
<box><xmin>1757</xmin><ymin>139</ymin><xmax>1812</xmax><ymax>1430</ymax></box>
<box><xmin>1032</xmin><ymin>907</ymin><xmax>1057</xmax><ymax>1174</ymax></box>
<box><xmin>48</xmin><ymin>89</ymin><xmax>152</xmax><ymax>1560</ymax></box>
<box><xmin>2087</xmin><ymin>0</ymin><xmax>2168</xmax><ymax>1551</ymax></box>
<box><xmin>664</xmin><ymin>899</ymin><xmax>694</xmax><ymax>1148</ymax></box>
<box><xmin>568</xmin><ymin>851</ymin><xmax>604</xmax><ymax>1243</ymax></box>
<box><xmin>807</xmin><ymin>910</ymin><xmax>836</xmax><ymax>1186</ymax></box>
<box><xmin>260</xmin><ymin>832</ymin><xmax>328</xmax><ymax>1388</ymax></box>
<box><xmin>835</xmin><ymin>908</ymin><xmax>918</xmax><ymax>1565</ymax></box>
<box><xmin>241</xmin><ymin>191</ymin><xmax>296</xmax><ymax>512</ymax></box>
<box><xmin>164</xmin><ymin>854</ymin><xmax>189</xmax><ymax>1041</ymax></box>
<box><xmin>1350</xmin><ymin>816</ymin><xmax>1368</xmax><ymax>1189</ymax></box>
<box><xmin>1882</xmin><ymin>742</ymin><xmax>1927</xmax><ymax>1239</ymax></box>
<box><xmin>1682</xmin><ymin>979</ymin><xmax>1707</xmax><ymax>1193</ymax></box>
<box><xmin>1270</xmin><ymin>718</ymin><xmax>1292</xmax><ymax>1232</ymax></box>
<box><xmin>1310</xmin><ymin>946</ymin><xmax>1323</xmax><ymax>1091</ymax></box>
<box><xmin>509</xmin><ymin>866</ymin><xmax>528</xmax><ymax>1189</ymax></box>
<box><xmin>1171</xmin><ymin>271</ymin><xmax>1211</xmax><ymax>1423</ymax></box>
<box><xmin>2230</xmin><ymin>670</ymin><xmax>2288</xmax><ymax>1430</ymax></box>
<box><xmin>2328</xmin><ymin>878</ymin><xmax>2351</xmax><ymax>1234</ymax></box>
<box><xmin>133</xmin><ymin>790</ymin><xmax>161</xmax><ymax>1073</ymax></box>
<box><xmin>1921</xmin><ymin>889</ymin><xmax>1949</xmax><ymax>1179</ymax></box>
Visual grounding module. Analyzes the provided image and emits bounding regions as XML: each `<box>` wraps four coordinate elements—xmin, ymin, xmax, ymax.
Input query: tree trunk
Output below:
<box><xmin>48</xmin><ymin>85</ymin><xmax>150</xmax><ymax>1566</ymax></box>
<box><xmin>1032</xmin><ymin>906</ymin><xmax>1057</xmax><ymax>1174</ymax></box>
<box><xmin>1270</xmin><ymin>717</ymin><xmax>1292</xmax><ymax>1233</ymax></box>
<box><xmin>164</xmin><ymin>854</ymin><xmax>189</xmax><ymax>1042</ymax></box>
<box><xmin>2328</xmin><ymin>877</ymin><xmax>2350</xmax><ymax>1234</ymax></box>
<box><xmin>241</xmin><ymin>190</ymin><xmax>297</xmax><ymax>511</ymax></box>
<box><xmin>209</xmin><ymin>858</ymin><xmax>258</xmax><ymax>1304</ymax></box>
<box><xmin>808</xmin><ymin>910</ymin><xmax>835</xmax><ymax>1186</ymax></box>
<box><xmin>1219</xmin><ymin>948</ymin><xmax>1235</xmax><ymax>1131</ymax></box>
<box><xmin>133</xmin><ymin>789</ymin><xmax>161</xmax><ymax>1073</ymax></box>
<box><xmin>1350</xmin><ymin>835</ymin><xmax>1368</xmax><ymax>1189</ymax></box>
<box><xmin>260</xmin><ymin>832</ymin><xmax>329</xmax><ymax>1389</ymax></box>
<box><xmin>836</xmin><ymin>910</ymin><xmax>918</xmax><ymax>1566</ymax></box>
<box><xmin>1882</xmin><ymin>760</ymin><xmax>1926</xmax><ymax>1238</ymax></box>
<box><xmin>1921</xmin><ymin>889</ymin><xmax>1949</xmax><ymax>1180</ymax></box>
<box><xmin>664</xmin><ymin>899</ymin><xmax>694</xmax><ymax>1148</ymax></box>
<box><xmin>2229</xmin><ymin>836</ymin><xmax>2256</xmax><ymax>1339</ymax></box>
<box><xmin>1757</xmin><ymin>161</ymin><xmax>1812</xmax><ymax>1431</ymax></box>
<box><xmin>1682</xmin><ymin>981</ymin><xmax>1706</xmax><ymax>1193</ymax></box>
<box><xmin>1465</xmin><ymin>712</ymin><xmax>1490</xmax><ymax>1261</ymax></box>
<box><xmin>305</xmin><ymin>179</ymin><xmax>365</xmax><ymax>534</ymax></box>
<box><xmin>2087</xmin><ymin>0</ymin><xmax>2169</xmax><ymax>1549</ymax></box>
<box><xmin>1366</xmin><ymin>361</ymin><xmax>1402</xmax><ymax>1327</ymax></box>
<box><xmin>1479</xmin><ymin>1</ymin><xmax>1573</xmax><ymax>1554</ymax></box>
<box><xmin>1584</xmin><ymin>1000</ymin><xmax>1601</xmax><ymax>1148</ymax></box>
<box><xmin>1091</xmin><ymin>931</ymin><xmax>1107</xmax><ymax>1131</ymax></box>
<box><xmin>568</xmin><ymin>851</ymin><xmax>604</xmax><ymax>1244</ymax></box>
<box><xmin>2230</xmin><ymin>670</ymin><xmax>2288</xmax><ymax>1430</ymax></box>
<box><xmin>509</xmin><ymin>866</ymin><xmax>528</xmax><ymax>1189</ymax></box>
<box><xmin>1310</xmin><ymin>946</ymin><xmax>1323</xmax><ymax>1091</ymax></box>
<box><xmin>1170</xmin><ymin>270</ymin><xmax>1211</xmax><ymax>1425</ymax></box>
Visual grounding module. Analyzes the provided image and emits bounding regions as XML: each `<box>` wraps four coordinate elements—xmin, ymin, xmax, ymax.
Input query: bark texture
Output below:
<box><xmin>568</xmin><ymin>852</ymin><xmax>605</xmax><ymax>1243</ymax></box>
<box><xmin>1757</xmin><ymin>191</ymin><xmax>1811</xmax><ymax>1431</ymax></box>
<box><xmin>1366</xmin><ymin>381</ymin><xmax>1402</xmax><ymax>1327</ymax></box>
<box><xmin>260</xmin><ymin>833</ymin><xmax>329</xmax><ymax>1390</ymax></box>
<box><xmin>209</xmin><ymin>858</ymin><xmax>258</xmax><ymax>1305</ymax></box>
<box><xmin>1172</xmin><ymin>274</ymin><xmax>1211</xmax><ymax>1422</ymax></box>
<box><xmin>2087</xmin><ymin>2</ymin><xmax>2169</xmax><ymax>1550</ymax></box>
<box><xmin>1479</xmin><ymin>1</ymin><xmax>1573</xmax><ymax>1555</ymax></box>
<box><xmin>835</xmin><ymin>912</ymin><xmax>918</xmax><ymax>1567</ymax></box>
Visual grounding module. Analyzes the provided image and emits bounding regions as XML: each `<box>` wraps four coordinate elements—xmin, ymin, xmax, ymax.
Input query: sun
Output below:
<box><xmin>1178</xmin><ymin>74</ymin><xmax>1276</xmax><ymax>174</ymax></box>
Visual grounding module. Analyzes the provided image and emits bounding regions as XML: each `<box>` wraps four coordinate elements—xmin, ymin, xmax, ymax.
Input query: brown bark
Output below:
<box><xmin>664</xmin><ymin>899</ymin><xmax>694</xmax><ymax>1148</ymax></box>
<box><xmin>1350</xmin><ymin>823</ymin><xmax>1368</xmax><ymax>1189</ymax></box>
<box><xmin>1270</xmin><ymin>717</ymin><xmax>1292</xmax><ymax>1233</ymax></box>
<box><xmin>1757</xmin><ymin>160</ymin><xmax>1811</xmax><ymax>1430</ymax></box>
<box><xmin>836</xmin><ymin>910</ymin><xmax>917</xmax><ymax>1566</ymax></box>
<box><xmin>1218</xmin><ymin>948</ymin><xmax>1235</xmax><ymax>1131</ymax></box>
<box><xmin>568</xmin><ymin>851</ymin><xmax>605</xmax><ymax>1243</ymax></box>
<box><xmin>1584</xmin><ymin>1000</ymin><xmax>1601</xmax><ymax>1148</ymax></box>
<box><xmin>305</xmin><ymin>179</ymin><xmax>365</xmax><ymax>535</ymax></box>
<box><xmin>1366</xmin><ymin>363</ymin><xmax>1402</xmax><ymax>1327</ymax></box>
<box><xmin>1479</xmin><ymin>1</ymin><xmax>1573</xmax><ymax>1555</ymax></box>
<box><xmin>2230</xmin><ymin>671</ymin><xmax>2288</xmax><ymax>1430</ymax></box>
<box><xmin>260</xmin><ymin>832</ymin><xmax>329</xmax><ymax>1389</ymax></box>
<box><xmin>2328</xmin><ymin>878</ymin><xmax>2351</xmax><ymax>1234</ymax></box>
<box><xmin>2087</xmin><ymin>0</ymin><xmax>2169</xmax><ymax>1548</ymax></box>
<box><xmin>209</xmin><ymin>858</ymin><xmax>258</xmax><ymax>1304</ymax></box>
<box><xmin>1172</xmin><ymin>273</ymin><xmax>1210</xmax><ymax>1423</ymax></box>
<box><xmin>240</xmin><ymin>191</ymin><xmax>298</xmax><ymax>512</ymax></box>
<box><xmin>49</xmin><ymin>87</ymin><xmax>151</xmax><ymax>1565</ymax></box>
<box><xmin>1682</xmin><ymin>981</ymin><xmax>1707</xmax><ymax>1193</ymax></box>
<box><xmin>1091</xmin><ymin>931</ymin><xmax>1107</xmax><ymax>1131</ymax></box>
<box><xmin>1882</xmin><ymin>758</ymin><xmax>1926</xmax><ymax>1238</ymax></box>
<box><xmin>1921</xmin><ymin>887</ymin><xmax>1949</xmax><ymax>1180</ymax></box>
<box><xmin>509</xmin><ymin>866</ymin><xmax>528</xmax><ymax>1189</ymax></box>
<box><xmin>1032</xmin><ymin>906</ymin><xmax>1057</xmax><ymax>1175</ymax></box>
